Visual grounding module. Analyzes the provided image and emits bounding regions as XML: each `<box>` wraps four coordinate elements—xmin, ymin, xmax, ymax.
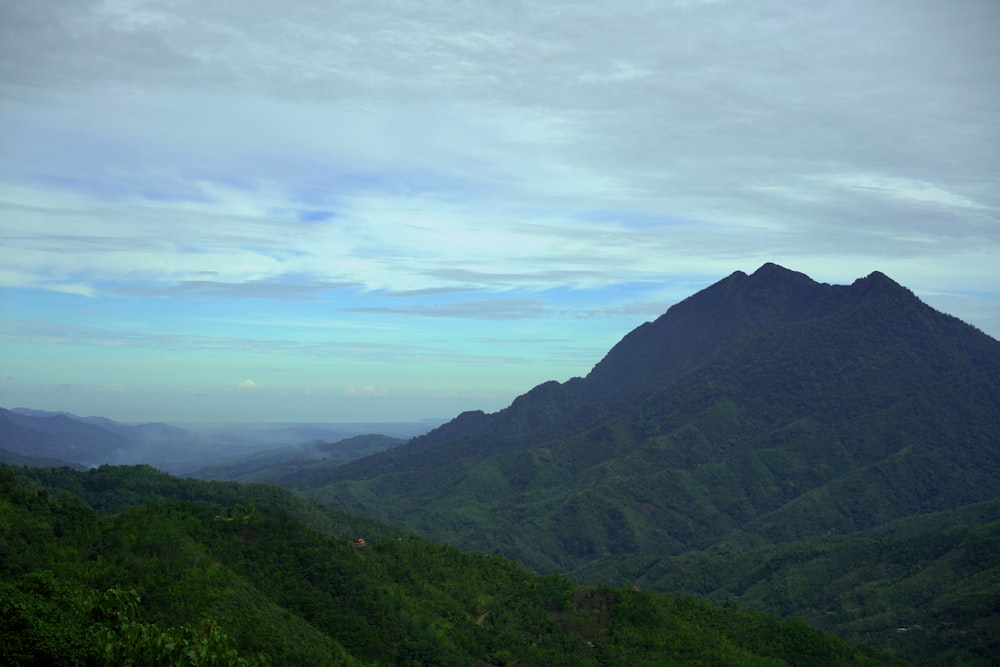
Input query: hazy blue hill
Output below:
<box><xmin>0</xmin><ymin>407</ymin><xmax>131</xmax><ymax>465</ymax></box>
<box><xmin>0</xmin><ymin>408</ymin><xmax>419</xmax><ymax>474</ymax></box>
<box><xmin>0</xmin><ymin>447</ymin><xmax>85</xmax><ymax>469</ymax></box>
<box><xmin>1</xmin><ymin>408</ymin><xmax>207</xmax><ymax>470</ymax></box>
<box><xmin>8</xmin><ymin>407</ymin><xmax>200</xmax><ymax>447</ymax></box>
<box><xmin>0</xmin><ymin>410</ymin><xmax>65</xmax><ymax>456</ymax></box>
<box><xmin>79</xmin><ymin>415</ymin><xmax>200</xmax><ymax>447</ymax></box>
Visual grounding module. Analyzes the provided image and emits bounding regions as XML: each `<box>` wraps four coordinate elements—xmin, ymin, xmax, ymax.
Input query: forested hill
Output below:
<box><xmin>1</xmin><ymin>463</ymin><xmax>902</xmax><ymax>666</ymax></box>
<box><xmin>288</xmin><ymin>263</ymin><xmax>999</xmax><ymax>540</ymax></box>
<box><xmin>271</xmin><ymin>263</ymin><xmax>1000</xmax><ymax>665</ymax></box>
<box><xmin>304</xmin><ymin>263</ymin><xmax>998</xmax><ymax>480</ymax></box>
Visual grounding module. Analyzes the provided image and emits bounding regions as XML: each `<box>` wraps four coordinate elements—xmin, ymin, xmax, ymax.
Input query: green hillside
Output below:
<box><xmin>263</xmin><ymin>265</ymin><xmax>1000</xmax><ymax>665</ymax></box>
<box><xmin>289</xmin><ymin>267</ymin><xmax>999</xmax><ymax>564</ymax></box>
<box><xmin>0</xmin><ymin>463</ymin><xmax>900</xmax><ymax>666</ymax></box>
<box><xmin>574</xmin><ymin>499</ymin><xmax>1000</xmax><ymax>665</ymax></box>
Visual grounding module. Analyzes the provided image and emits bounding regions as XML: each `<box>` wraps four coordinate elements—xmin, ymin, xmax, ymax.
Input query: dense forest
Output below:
<box><xmin>255</xmin><ymin>265</ymin><xmax>1000</xmax><ymax>666</ymax></box>
<box><xmin>1</xmin><ymin>463</ymin><xmax>903</xmax><ymax>666</ymax></box>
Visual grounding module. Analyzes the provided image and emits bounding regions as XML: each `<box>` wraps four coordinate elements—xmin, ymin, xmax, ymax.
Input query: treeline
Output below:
<box><xmin>1</xmin><ymin>463</ymin><xmax>902</xmax><ymax>666</ymax></box>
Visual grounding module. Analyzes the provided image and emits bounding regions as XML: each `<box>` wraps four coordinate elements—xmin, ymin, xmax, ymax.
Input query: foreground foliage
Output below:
<box><xmin>573</xmin><ymin>499</ymin><xmax>1000</xmax><ymax>666</ymax></box>
<box><xmin>1</xmin><ymin>463</ymin><xmax>900</xmax><ymax>666</ymax></box>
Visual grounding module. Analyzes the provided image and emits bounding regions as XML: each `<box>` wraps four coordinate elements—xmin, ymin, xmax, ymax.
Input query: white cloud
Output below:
<box><xmin>817</xmin><ymin>173</ymin><xmax>991</xmax><ymax>211</ymax></box>
<box><xmin>2</xmin><ymin>1</ymin><xmax>996</xmax><ymax>298</ymax></box>
<box><xmin>235</xmin><ymin>379</ymin><xmax>257</xmax><ymax>390</ymax></box>
<box><xmin>1</xmin><ymin>0</ymin><xmax>999</xmax><ymax>381</ymax></box>
<box><xmin>345</xmin><ymin>384</ymin><xmax>386</xmax><ymax>397</ymax></box>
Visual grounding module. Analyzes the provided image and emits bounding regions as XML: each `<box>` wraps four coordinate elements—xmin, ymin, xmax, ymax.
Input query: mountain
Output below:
<box><xmin>278</xmin><ymin>263</ymin><xmax>999</xmax><ymax>664</ymax></box>
<box><xmin>0</xmin><ymin>407</ymin><xmax>210</xmax><ymax>470</ymax></box>
<box><xmin>308</xmin><ymin>263</ymin><xmax>997</xmax><ymax>479</ymax></box>
<box><xmin>0</xmin><ymin>408</ymin><xmax>418</xmax><ymax>474</ymax></box>
<box><xmin>0</xmin><ymin>407</ymin><xmax>134</xmax><ymax>467</ymax></box>
<box><xmin>0</xmin><ymin>447</ymin><xmax>84</xmax><ymax>469</ymax></box>
<box><xmin>2</xmin><ymin>463</ymin><xmax>901</xmax><ymax>666</ymax></box>
<box><xmin>294</xmin><ymin>263</ymin><xmax>999</xmax><ymax>544</ymax></box>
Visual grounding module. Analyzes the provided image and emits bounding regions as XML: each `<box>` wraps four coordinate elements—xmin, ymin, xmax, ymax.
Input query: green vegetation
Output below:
<box><xmin>1</xmin><ymin>463</ymin><xmax>900</xmax><ymax>665</ymax></box>
<box><xmin>574</xmin><ymin>499</ymin><xmax>1000</xmax><ymax>666</ymax></box>
<box><xmin>258</xmin><ymin>265</ymin><xmax>1000</xmax><ymax>666</ymax></box>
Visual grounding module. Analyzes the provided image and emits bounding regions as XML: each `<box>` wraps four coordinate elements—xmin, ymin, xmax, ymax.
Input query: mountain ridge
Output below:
<box><xmin>285</xmin><ymin>263</ymin><xmax>999</xmax><ymax>568</ymax></box>
<box><xmin>273</xmin><ymin>263</ymin><xmax>999</xmax><ymax>663</ymax></box>
<box><xmin>307</xmin><ymin>263</ymin><xmax>995</xmax><ymax>488</ymax></box>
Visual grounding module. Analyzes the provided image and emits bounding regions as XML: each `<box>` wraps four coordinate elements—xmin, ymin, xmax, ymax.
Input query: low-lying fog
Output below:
<box><xmin>2</xmin><ymin>406</ymin><xmax>445</xmax><ymax>476</ymax></box>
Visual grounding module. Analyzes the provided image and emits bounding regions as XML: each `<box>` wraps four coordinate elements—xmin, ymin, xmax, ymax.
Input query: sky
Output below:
<box><xmin>1</xmin><ymin>0</ymin><xmax>998</xmax><ymax>424</ymax></box>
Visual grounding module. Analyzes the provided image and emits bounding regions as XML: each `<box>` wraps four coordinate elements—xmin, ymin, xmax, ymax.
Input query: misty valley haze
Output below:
<box><xmin>0</xmin><ymin>409</ymin><xmax>440</xmax><ymax>474</ymax></box>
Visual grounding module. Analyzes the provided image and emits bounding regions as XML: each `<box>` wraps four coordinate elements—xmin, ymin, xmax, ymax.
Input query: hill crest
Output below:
<box><xmin>327</xmin><ymin>263</ymin><xmax>979</xmax><ymax>477</ymax></box>
<box><xmin>294</xmin><ymin>263</ymin><xmax>999</xmax><ymax>564</ymax></box>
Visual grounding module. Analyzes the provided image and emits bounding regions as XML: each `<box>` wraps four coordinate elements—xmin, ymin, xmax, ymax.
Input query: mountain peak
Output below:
<box><xmin>745</xmin><ymin>262</ymin><xmax>819</xmax><ymax>288</ymax></box>
<box><xmin>848</xmin><ymin>270</ymin><xmax>913</xmax><ymax>300</ymax></box>
<box><xmin>750</xmin><ymin>262</ymin><xmax>803</xmax><ymax>278</ymax></box>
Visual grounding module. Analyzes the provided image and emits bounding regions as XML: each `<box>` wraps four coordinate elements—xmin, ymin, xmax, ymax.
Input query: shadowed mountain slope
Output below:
<box><xmin>276</xmin><ymin>263</ymin><xmax>1000</xmax><ymax>664</ymax></box>
<box><xmin>0</xmin><ymin>408</ymin><xmax>132</xmax><ymax>466</ymax></box>
<box><xmin>289</xmin><ymin>264</ymin><xmax>999</xmax><ymax>570</ymax></box>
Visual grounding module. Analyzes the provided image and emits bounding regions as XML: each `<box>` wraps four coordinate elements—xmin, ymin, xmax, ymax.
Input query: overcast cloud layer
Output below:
<box><xmin>1</xmin><ymin>0</ymin><xmax>998</xmax><ymax>422</ymax></box>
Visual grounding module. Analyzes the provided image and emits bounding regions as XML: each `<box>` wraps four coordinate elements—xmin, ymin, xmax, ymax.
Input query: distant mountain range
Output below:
<box><xmin>0</xmin><ymin>408</ymin><xmax>135</xmax><ymax>468</ymax></box>
<box><xmin>0</xmin><ymin>407</ymin><xmax>423</xmax><ymax>474</ymax></box>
